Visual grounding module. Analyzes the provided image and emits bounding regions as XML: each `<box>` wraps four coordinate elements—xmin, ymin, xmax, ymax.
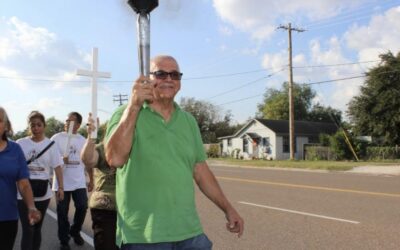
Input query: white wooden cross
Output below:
<box><xmin>77</xmin><ymin>47</ymin><xmax>111</xmax><ymax>139</ymax></box>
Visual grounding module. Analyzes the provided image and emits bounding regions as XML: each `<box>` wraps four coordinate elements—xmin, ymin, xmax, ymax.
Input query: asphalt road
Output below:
<box><xmin>13</xmin><ymin>163</ymin><xmax>400</xmax><ymax>250</ymax></box>
<box><xmin>201</xmin><ymin>164</ymin><xmax>400</xmax><ymax>250</ymax></box>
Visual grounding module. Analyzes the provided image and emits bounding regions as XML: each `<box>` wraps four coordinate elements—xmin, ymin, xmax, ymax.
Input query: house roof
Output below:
<box><xmin>243</xmin><ymin>132</ymin><xmax>261</xmax><ymax>138</ymax></box>
<box><xmin>256</xmin><ymin>119</ymin><xmax>337</xmax><ymax>136</ymax></box>
<box><xmin>217</xmin><ymin>119</ymin><xmax>338</xmax><ymax>140</ymax></box>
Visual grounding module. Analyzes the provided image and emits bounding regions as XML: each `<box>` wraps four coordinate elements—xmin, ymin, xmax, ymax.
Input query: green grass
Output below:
<box><xmin>207</xmin><ymin>158</ymin><xmax>400</xmax><ymax>171</ymax></box>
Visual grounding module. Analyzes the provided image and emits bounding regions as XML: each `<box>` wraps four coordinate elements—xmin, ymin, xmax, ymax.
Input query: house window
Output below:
<box><xmin>263</xmin><ymin>137</ymin><xmax>271</xmax><ymax>154</ymax></box>
<box><xmin>262</xmin><ymin>137</ymin><xmax>270</xmax><ymax>146</ymax></box>
<box><xmin>228</xmin><ymin>138</ymin><xmax>232</xmax><ymax>147</ymax></box>
<box><xmin>283</xmin><ymin>136</ymin><xmax>296</xmax><ymax>153</ymax></box>
<box><xmin>243</xmin><ymin>138</ymin><xmax>248</xmax><ymax>153</ymax></box>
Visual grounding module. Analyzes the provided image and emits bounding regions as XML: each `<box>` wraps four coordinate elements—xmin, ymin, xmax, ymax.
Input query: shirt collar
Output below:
<box><xmin>142</xmin><ymin>101</ymin><xmax>181</xmax><ymax>111</ymax></box>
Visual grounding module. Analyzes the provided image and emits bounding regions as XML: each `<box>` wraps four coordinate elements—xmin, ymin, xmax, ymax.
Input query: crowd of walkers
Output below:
<box><xmin>0</xmin><ymin>54</ymin><xmax>244</xmax><ymax>250</ymax></box>
<box><xmin>0</xmin><ymin>109</ymin><xmax>116</xmax><ymax>250</ymax></box>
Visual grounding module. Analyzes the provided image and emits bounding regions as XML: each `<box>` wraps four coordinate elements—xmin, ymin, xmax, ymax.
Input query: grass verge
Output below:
<box><xmin>207</xmin><ymin>158</ymin><xmax>400</xmax><ymax>171</ymax></box>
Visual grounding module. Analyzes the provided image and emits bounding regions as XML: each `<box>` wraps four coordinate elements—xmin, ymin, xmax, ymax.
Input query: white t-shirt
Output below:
<box><xmin>17</xmin><ymin>137</ymin><xmax>63</xmax><ymax>201</ymax></box>
<box><xmin>51</xmin><ymin>132</ymin><xmax>87</xmax><ymax>191</ymax></box>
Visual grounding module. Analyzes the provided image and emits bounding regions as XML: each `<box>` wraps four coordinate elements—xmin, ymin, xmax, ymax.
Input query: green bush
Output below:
<box><xmin>230</xmin><ymin>148</ymin><xmax>241</xmax><ymax>159</ymax></box>
<box><xmin>366</xmin><ymin>146</ymin><xmax>400</xmax><ymax>160</ymax></box>
<box><xmin>305</xmin><ymin>146</ymin><xmax>336</xmax><ymax>161</ymax></box>
<box><xmin>353</xmin><ymin>139</ymin><xmax>370</xmax><ymax>159</ymax></box>
<box><xmin>305</xmin><ymin>146</ymin><xmax>321</xmax><ymax>160</ymax></box>
<box><xmin>319</xmin><ymin>134</ymin><xmax>330</xmax><ymax>146</ymax></box>
<box><xmin>207</xmin><ymin>144</ymin><xmax>220</xmax><ymax>158</ymax></box>
<box><xmin>329</xmin><ymin>131</ymin><xmax>355</xmax><ymax>160</ymax></box>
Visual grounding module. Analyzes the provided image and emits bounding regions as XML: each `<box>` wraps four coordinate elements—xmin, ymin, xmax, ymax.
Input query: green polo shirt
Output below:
<box><xmin>106</xmin><ymin>102</ymin><xmax>206</xmax><ymax>245</ymax></box>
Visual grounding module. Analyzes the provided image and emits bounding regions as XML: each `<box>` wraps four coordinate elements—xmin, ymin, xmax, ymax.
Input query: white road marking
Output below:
<box><xmin>46</xmin><ymin>209</ymin><xmax>94</xmax><ymax>247</ymax></box>
<box><xmin>239</xmin><ymin>201</ymin><xmax>360</xmax><ymax>224</ymax></box>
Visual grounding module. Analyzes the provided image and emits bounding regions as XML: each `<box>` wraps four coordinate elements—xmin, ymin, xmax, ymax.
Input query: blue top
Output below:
<box><xmin>0</xmin><ymin>140</ymin><xmax>30</xmax><ymax>221</ymax></box>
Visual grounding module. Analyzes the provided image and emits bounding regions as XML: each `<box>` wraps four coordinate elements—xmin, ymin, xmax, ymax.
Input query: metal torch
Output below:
<box><xmin>127</xmin><ymin>0</ymin><xmax>158</xmax><ymax>79</ymax></box>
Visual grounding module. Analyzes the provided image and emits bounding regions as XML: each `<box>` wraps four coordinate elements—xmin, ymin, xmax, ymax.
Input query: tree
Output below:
<box><xmin>180</xmin><ymin>97</ymin><xmax>240</xmax><ymax>143</ymax></box>
<box><xmin>12</xmin><ymin>116</ymin><xmax>64</xmax><ymax>140</ymax></box>
<box><xmin>347</xmin><ymin>51</ymin><xmax>400</xmax><ymax>145</ymax></box>
<box><xmin>13</xmin><ymin>129</ymin><xmax>28</xmax><ymax>141</ymax></box>
<box><xmin>45</xmin><ymin>117</ymin><xmax>64</xmax><ymax>138</ymax></box>
<box><xmin>308</xmin><ymin>103</ymin><xmax>342</xmax><ymax>123</ymax></box>
<box><xmin>257</xmin><ymin>82</ymin><xmax>342</xmax><ymax>122</ymax></box>
<box><xmin>78</xmin><ymin>121</ymin><xmax>108</xmax><ymax>143</ymax></box>
<box><xmin>258</xmin><ymin>82</ymin><xmax>314</xmax><ymax>120</ymax></box>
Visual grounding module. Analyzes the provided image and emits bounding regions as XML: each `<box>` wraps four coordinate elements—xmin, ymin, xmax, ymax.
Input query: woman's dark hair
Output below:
<box><xmin>0</xmin><ymin>106</ymin><xmax>13</xmax><ymax>140</ymax></box>
<box><xmin>68</xmin><ymin>112</ymin><xmax>82</xmax><ymax>124</ymax></box>
<box><xmin>28</xmin><ymin>111</ymin><xmax>46</xmax><ymax>127</ymax></box>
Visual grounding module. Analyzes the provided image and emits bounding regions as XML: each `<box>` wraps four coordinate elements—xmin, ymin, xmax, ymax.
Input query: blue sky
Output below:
<box><xmin>1</xmin><ymin>0</ymin><xmax>400</xmax><ymax>132</ymax></box>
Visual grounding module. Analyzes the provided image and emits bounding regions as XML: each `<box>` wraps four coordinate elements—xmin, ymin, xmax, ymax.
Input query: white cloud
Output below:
<box><xmin>345</xmin><ymin>6</ymin><xmax>400</xmax><ymax>61</ymax></box>
<box><xmin>262</xmin><ymin>51</ymin><xmax>287</xmax><ymax>72</ymax></box>
<box><xmin>219</xmin><ymin>25</ymin><xmax>233</xmax><ymax>36</ymax></box>
<box><xmin>0</xmin><ymin>66</ymin><xmax>28</xmax><ymax>90</ymax></box>
<box><xmin>0</xmin><ymin>37</ymin><xmax>18</xmax><ymax>60</ymax></box>
<box><xmin>212</xmin><ymin>0</ymin><xmax>365</xmax><ymax>42</ymax></box>
<box><xmin>0</xmin><ymin>17</ymin><xmax>90</xmax><ymax>90</ymax></box>
<box><xmin>8</xmin><ymin>17</ymin><xmax>56</xmax><ymax>59</ymax></box>
<box><xmin>258</xmin><ymin>3</ymin><xmax>400</xmax><ymax>115</ymax></box>
<box><xmin>35</xmin><ymin>97</ymin><xmax>63</xmax><ymax>110</ymax></box>
<box><xmin>261</xmin><ymin>35</ymin><xmax>366</xmax><ymax>112</ymax></box>
<box><xmin>241</xmin><ymin>47</ymin><xmax>258</xmax><ymax>56</ymax></box>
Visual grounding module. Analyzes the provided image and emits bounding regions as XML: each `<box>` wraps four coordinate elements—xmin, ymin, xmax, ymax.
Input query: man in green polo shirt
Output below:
<box><xmin>105</xmin><ymin>55</ymin><xmax>244</xmax><ymax>249</ymax></box>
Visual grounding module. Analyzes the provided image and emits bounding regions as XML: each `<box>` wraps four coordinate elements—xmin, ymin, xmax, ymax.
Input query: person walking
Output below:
<box><xmin>105</xmin><ymin>55</ymin><xmax>244</xmax><ymax>249</ymax></box>
<box><xmin>0</xmin><ymin>107</ymin><xmax>41</xmax><ymax>250</ymax></box>
<box><xmin>52</xmin><ymin>112</ymin><xmax>90</xmax><ymax>250</ymax></box>
<box><xmin>81</xmin><ymin>114</ymin><xmax>118</xmax><ymax>250</ymax></box>
<box><xmin>17</xmin><ymin>111</ymin><xmax>64</xmax><ymax>250</ymax></box>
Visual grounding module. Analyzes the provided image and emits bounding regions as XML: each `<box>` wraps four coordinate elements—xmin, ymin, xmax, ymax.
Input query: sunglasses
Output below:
<box><xmin>150</xmin><ymin>70</ymin><xmax>183</xmax><ymax>80</ymax></box>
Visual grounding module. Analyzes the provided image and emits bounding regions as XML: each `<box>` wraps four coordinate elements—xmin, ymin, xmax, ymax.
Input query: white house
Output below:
<box><xmin>219</xmin><ymin>119</ymin><xmax>337</xmax><ymax>160</ymax></box>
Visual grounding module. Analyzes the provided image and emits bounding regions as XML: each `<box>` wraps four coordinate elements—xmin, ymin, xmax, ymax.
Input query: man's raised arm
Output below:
<box><xmin>105</xmin><ymin>76</ymin><xmax>153</xmax><ymax>168</ymax></box>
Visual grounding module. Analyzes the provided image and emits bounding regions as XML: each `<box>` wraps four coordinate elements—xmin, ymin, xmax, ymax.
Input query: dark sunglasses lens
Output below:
<box><xmin>155</xmin><ymin>71</ymin><xmax>168</xmax><ymax>79</ymax></box>
<box><xmin>170</xmin><ymin>72</ymin><xmax>182</xmax><ymax>80</ymax></box>
<box><xmin>152</xmin><ymin>71</ymin><xmax>182</xmax><ymax>80</ymax></box>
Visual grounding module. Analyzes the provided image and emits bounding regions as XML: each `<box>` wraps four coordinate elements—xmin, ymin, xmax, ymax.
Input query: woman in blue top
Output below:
<box><xmin>0</xmin><ymin>107</ymin><xmax>41</xmax><ymax>250</ymax></box>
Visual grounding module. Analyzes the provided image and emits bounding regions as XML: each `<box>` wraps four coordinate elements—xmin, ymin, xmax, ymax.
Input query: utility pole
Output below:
<box><xmin>278</xmin><ymin>23</ymin><xmax>305</xmax><ymax>160</ymax></box>
<box><xmin>113</xmin><ymin>94</ymin><xmax>128</xmax><ymax>106</ymax></box>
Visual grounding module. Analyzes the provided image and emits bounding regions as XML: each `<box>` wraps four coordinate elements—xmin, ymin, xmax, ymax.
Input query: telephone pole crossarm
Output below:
<box><xmin>113</xmin><ymin>94</ymin><xmax>129</xmax><ymax>106</ymax></box>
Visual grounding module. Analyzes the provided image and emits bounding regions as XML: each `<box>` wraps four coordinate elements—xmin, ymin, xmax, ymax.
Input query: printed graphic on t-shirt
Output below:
<box><xmin>27</xmin><ymin>149</ymin><xmax>46</xmax><ymax>175</ymax></box>
<box><xmin>27</xmin><ymin>149</ymin><xmax>37</xmax><ymax>162</ymax></box>
<box><xmin>28</xmin><ymin>166</ymin><xmax>46</xmax><ymax>175</ymax></box>
<box><xmin>66</xmin><ymin>145</ymin><xmax>81</xmax><ymax>166</ymax></box>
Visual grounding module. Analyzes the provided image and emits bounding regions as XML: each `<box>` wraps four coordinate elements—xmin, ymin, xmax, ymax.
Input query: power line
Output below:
<box><xmin>304</xmin><ymin>75</ymin><xmax>365</xmax><ymax>86</ymax></box>
<box><xmin>303</xmin><ymin>0</ymin><xmax>399</xmax><ymax>30</ymax></box>
<box><xmin>206</xmin><ymin>68</ymin><xmax>286</xmax><ymax>100</ymax></box>
<box><xmin>304</xmin><ymin>69</ymin><xmax>400</xmax><ymax>86</ymax></box>
<box><xmin>293</xmin><ymin>60</ymin><xmax>379</xmax><ymax>69</ymax></box>
<box><xmin>216</xmin><ymin>94</ymin><xmax>263</xmax><ymax>106</ymax></box>
<box><xmin>0</xmin><ymin>60</ymin><xmax>382</xmax><ymax>83</ymax></box>
<box><xmin>216</xmin><ymin>75</ymin><xmax>365</xmax><ymax>107</ymax></box>
<box><xmin>0</xmin><ymin>76</ymin><xmax>90</xmax><ymax>83</ymax></box>
<box><xmin>0</xmin><ymin>75</ymin><xmax>132</xmax><ymax>83</ymax></box>
<box><xmin>216</xmin><ymin>69</ymin><xmax>400</xmax><ymax>107</ymax></box>
<box><xmin>183</xmin><ymin>68</ymin><xmax>275</xmax><ymax>80</ymax></box>
<box><xmin>302</xmin><ymin>1</ymin><xmax>376</xmax><ymax>27</ymax></box>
